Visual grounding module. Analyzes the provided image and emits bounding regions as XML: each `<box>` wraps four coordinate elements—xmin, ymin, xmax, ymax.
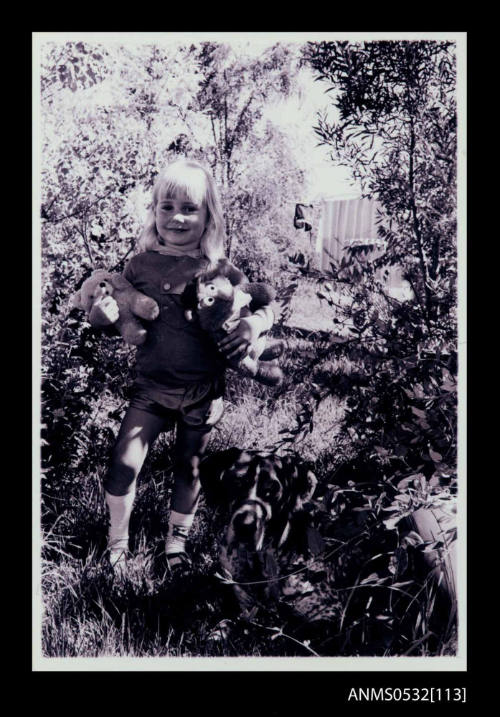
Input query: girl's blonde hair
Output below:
<box><xmin>137</xmin><ymin>159</ymin><xmax>226</xmax><ymax>266</ymax></box>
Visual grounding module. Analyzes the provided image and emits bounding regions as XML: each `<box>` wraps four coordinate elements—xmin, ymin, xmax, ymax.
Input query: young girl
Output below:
<box><xmin>90</xmin><ymin>159</ymin><xmax>274</xmax><ymax>574</ymax></box>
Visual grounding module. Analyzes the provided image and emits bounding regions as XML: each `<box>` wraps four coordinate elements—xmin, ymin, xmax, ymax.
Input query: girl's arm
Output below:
<box><xmin>218</xmin><ymin>299</ymin><xmax>276</xmax><ymax>360</ymax></box>
<box><xmin>250</xmin><ymin>304</ymin><xmax>274</xmax><ymax>333</ymax></box>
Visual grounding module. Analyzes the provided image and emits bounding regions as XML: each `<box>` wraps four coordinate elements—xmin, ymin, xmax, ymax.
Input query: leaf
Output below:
<box><xmin>429</xmin><ymin>448</ymin><xmax>443</xmax><ymax>462</ymax></box>
<box><xmin>383</xmin><ymin>510</ymin><xmax>412</xmax><ymax>530</ymax></box>
<box><xmin>397</xmin><ymin>473</ymin><xmax>425</xmax><ymax>491</ymax></box>
<box><xmin>391</xmin><ymin>580</ymin><xmax>413</xmax><ymax>589</ymax></box>
<box><xmin>360</xmin><ymin>573</ymin><xmax>380</xmax><ymax>584</ymax></box>
<box><xmin>214</xmin><ymin>570</ymin><xmax>235</xmax><ymax>585</ymax></box>
<box><xmin>401</xmin><ymin>530</ymin><xmax>424</xmax><ymax>548</ymax></box>
<box><xmin>388</xmin><ymin>546</ymin><xmax>408</xmax><ymax>576</ymax></box>
<box><xmin>394</xmin><ymin>493</ymin><xmax>412</xmax><ymax>505</ymax></box>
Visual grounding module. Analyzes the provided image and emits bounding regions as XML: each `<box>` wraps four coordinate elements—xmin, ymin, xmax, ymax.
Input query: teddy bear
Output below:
<box><xmin>180</xmin><ymin>259</ymin><xmax>285</xmax><ymax>386</ymax></box>
<box><xmin>71</xmin><ymin>268</ymin><xmax>160</xmax><ymax>346</ymax></box>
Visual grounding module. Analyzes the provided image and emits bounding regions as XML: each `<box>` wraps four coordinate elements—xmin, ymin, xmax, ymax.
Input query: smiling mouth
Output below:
<box><xmin>168</xmin><ymin>227</ymin><xmax>188</xmax><ymax>232</ymax></box>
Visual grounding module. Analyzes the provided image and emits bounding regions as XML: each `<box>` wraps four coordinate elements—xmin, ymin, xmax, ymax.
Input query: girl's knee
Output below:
<box><xmin>104</xmin><ymin>455</ymin><xmax>140</xmax><ymax>495</ymax></box>
<box><xmin>175</xmin><ymin>453</ymin><xmax>201</xmax><ymax>485</ymax></box>
<box><xmin>104</xmin><ymin>481</ymin><xmax>134</xmax><ymax>497</ymax></box>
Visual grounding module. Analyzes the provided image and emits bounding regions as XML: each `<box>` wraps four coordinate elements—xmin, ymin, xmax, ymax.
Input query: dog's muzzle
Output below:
<box><xmin>227</xmin><ymin>498</ymin><xmax>271</xmax><ymax>551</ymax></box>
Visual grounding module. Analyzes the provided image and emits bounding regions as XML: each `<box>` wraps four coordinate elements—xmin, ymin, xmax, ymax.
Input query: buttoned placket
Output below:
<box><xmin>159</xmin><ymin>257</ymin><xmax>188</xmax><ymax>312</ymax></box>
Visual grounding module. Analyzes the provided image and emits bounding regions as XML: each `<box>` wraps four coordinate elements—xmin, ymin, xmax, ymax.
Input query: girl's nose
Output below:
<box><xmin>173</xmin><ymin>213</ymin><xmax>185</xmax><ymax>223</ymax></box>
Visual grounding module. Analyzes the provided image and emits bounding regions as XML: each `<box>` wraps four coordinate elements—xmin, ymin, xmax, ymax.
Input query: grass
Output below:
<box><xmin>39</xmin><ymin>279</ymin><xmax>458</xmax><ymax>659</ymax></box>
<box><xmin>39</xmin><ymin>382</ymin><xmax>349</xmax><ymax>658</ymax></box>
<box><xmin>282</xmin><ymin>278</ymin><xmax>337</xmax><ymax>333</ymax></box>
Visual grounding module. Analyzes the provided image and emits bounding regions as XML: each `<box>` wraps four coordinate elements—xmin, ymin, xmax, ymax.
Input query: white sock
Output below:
<box><xmin>105</xmin><ymin>489</ymin><xmax>136</xmax><ymax>552</ymax></box>
<box><xmin>165</xmin><ymin>510</ymin><xmax>195</xmax><ymax>556</ymax></box>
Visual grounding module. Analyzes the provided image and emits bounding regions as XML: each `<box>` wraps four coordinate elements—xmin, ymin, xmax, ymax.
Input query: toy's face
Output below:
<box><xmin>196</xmin><ymin>275</ymin><xmax>234</xmax><ymax>309</ymax></box>
<box><xmin>82</xmin><ymin>279</ymin><xmax>113</xmax><ymax>310</ymax></box>
<box><xmin>195</xmin><ymin>276</ymin><xmax>235</xmax><ymax>331</ymax></box>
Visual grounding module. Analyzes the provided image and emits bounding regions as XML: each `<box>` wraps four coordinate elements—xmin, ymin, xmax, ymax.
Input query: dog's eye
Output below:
<box><xmin>207</xmin><ymin>284</ymin><xmax>217</xmax><ymax>293</ymax></box>
<box><xmin>258</xmin><ymin>476</ymin><xmax>282</xmax><ymax>500</ymax></box>
<box><xmin>205</xmin><ymin>296</ymin><xmax>215</xmax><ymax>305</ymax></box>
<box><xmin>262</xmin><ymin>485</ymin><xmax>277</xmax><ymax>498</ymax></box>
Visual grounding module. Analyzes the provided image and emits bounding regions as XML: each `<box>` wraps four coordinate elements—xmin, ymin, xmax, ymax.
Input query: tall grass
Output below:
<box><xmin>39</xmin><ymin>287</ymin><xmax>457</xmax><ymax>658</ymax></box>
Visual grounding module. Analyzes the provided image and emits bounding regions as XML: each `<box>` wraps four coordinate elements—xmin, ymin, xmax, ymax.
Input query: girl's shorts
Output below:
<box><xmin>129</xmin><ymin>374</ymin><xmax>225</xmax><ymax>431</ymax></box>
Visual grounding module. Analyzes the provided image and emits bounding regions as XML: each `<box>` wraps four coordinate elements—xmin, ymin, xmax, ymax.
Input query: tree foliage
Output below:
<box><xmin>305</xmin><ymin>40</ymin><xmax>457</xmax><ymax>326</ymax></box>
<box><xmin>285</xmin><ymin>39</ymin><xmax>459</xmax><ymax>495</ymax></box>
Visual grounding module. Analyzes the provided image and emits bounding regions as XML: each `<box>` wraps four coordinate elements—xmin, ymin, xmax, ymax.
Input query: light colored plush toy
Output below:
<box><xmin>71</xmin><ymin>268</ymin><xmax>159</xmax><ymax>346</ymax></box>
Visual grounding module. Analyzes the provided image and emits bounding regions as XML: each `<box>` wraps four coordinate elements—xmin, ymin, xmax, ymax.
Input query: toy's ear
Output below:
<box><xmin>71</xmin><ymin>290</ymin><xmax>84</xmax><ymax>309</ymax></box>
<box><xmin>205</xmin><ymin>258</ymin><xmax>246</xmax><ymax>286</ymax></box>
<box><xmin>245</xmin><ymin>282</ymin><xmax>276</xmax><ymax>310</ymax></box>
<box><xmin>109</xmin><ymin>273</ymin><xmax>130</xmax><ymax>291</ymax></box>
<box><xmin>221</xmin><ymin>259</ymin><xmax>246</xmax><ymax>286</ymax></box>
<box><xmin>184</xmin><ymin>309</ymin><xmax>194</xmax><ymax>322</ymax></box>
<box><xmin>180</xmin><ymin>279</ymin><xmax>198</xmax><ymax>310</ymax></box>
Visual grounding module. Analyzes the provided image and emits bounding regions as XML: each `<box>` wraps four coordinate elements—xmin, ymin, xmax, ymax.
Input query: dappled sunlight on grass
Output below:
<box><xmin>212</xmin><ymin>390</ymin><xmax>344</xmax><ymax>461</ymax></box>
<box><xmin>283</xmin><ymin>279</ymin><xmax>337</xmax><ymax>333</ymax></box>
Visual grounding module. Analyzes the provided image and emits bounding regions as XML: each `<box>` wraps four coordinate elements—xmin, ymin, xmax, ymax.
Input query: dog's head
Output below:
<box><xmin>200</xmin><ymin>449</ymin><xmax>317</xmax><ymax>552</ymax></box>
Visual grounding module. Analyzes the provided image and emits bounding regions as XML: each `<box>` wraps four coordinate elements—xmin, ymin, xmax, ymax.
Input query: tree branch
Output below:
<box><xmin>74</xmin><ymin>224</ymin><xmax>94</xmax><ymax>266</ymax></box>
<box><xmin>42</xmin><ymin>185</ymin><xmax>118</xmax><ymax>225</ymax></box>
<box><xmin>408</xmin><ymin>117</ymin><xmax>432</xmax><ymax>326</ymax></box>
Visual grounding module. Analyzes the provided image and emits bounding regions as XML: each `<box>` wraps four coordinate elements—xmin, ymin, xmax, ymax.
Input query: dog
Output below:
<box><xmin>198</xmin><ymin>448</ymin><xmax>317</xmax><ymax>615</ymax></box>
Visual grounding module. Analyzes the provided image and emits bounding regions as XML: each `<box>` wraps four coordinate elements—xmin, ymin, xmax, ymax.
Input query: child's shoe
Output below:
<box><xmin>165</xmin><ymin>551</ymin><xmax>193</xmax><ymax>578</ymax></box>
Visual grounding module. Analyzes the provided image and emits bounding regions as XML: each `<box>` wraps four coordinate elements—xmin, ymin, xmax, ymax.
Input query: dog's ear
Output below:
<box><xmin>199</xmin><ymin>448</ymin><xmax>247</xmax><ymax>492</ymax></box>
<box><xmin>294</xmin><ymin>467</ymin><xmax>317</xmax><ymax>509</ymax></box>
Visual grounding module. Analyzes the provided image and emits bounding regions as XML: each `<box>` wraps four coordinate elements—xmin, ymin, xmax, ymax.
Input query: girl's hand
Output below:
<box><xmin>89</xmin><ymin>296</ymin><xmax>120</xmax><ymax>326</ymax></box>
<box><xmin>218</xmin><ymin>317</ymin><xmax>260</xmax><ymax>360</ymax></box>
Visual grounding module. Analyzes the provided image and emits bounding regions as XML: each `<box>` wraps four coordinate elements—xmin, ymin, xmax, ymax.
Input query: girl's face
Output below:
<box><xmin>155</xmin><ymin>189</ymin><xmax>209</xmax><ymax>249</ymax></box>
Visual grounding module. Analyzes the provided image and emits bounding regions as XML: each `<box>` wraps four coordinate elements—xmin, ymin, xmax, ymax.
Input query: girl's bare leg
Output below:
<box><xmin>105</xmin><ymin>407</ymin><xmax>166</xmax><ymax>565</ymax></box>
<box><xmin>170</xmin><ymin>423</ymin><xmax>211</xmax><ymax>513</ymax></box>
<box><xmin>165</xmin><ymin>424</ymin><xmax>211</xmax><ymax>564</ymax></box>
